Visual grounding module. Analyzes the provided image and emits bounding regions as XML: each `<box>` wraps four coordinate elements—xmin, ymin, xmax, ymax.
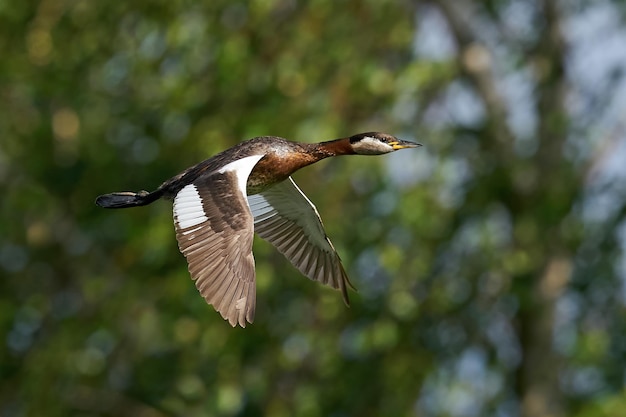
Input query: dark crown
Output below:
<box><xmin>349</xmin><ymin>132</ymin><xmax>395</xmax><ymax>144</ymax></box>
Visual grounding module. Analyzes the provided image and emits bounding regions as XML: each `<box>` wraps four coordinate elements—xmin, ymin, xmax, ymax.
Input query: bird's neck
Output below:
<box><xmin>277</xmin><ymin>138</ymin><xmax>355</xmax><ymax>173</ymax></box>
<box><xmin>290</xmin><ymin>138</ymin><xmax>355</xmax><ymax>170</ymax></box>
<box><xmin>310</xmin><ymin>137</ymin><xmax>355</xmax><ymax>158</ymax></box>
<box><xmin>248</xmin><ymin>138</ymin><xmax>355</xmax><ymax>188</ymax></box>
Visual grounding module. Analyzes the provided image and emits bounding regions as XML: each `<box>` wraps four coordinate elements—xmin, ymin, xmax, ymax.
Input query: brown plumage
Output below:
<box><xmin>96</xmin><ymin>132</ymin><xmax>420</xmax><ymax>327</ymax></box>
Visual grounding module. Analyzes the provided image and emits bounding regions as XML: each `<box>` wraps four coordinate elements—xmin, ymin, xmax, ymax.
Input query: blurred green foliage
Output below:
<box><xmin>1</xmin><ymin>1</ymin><xmax>625</xmax><ymax>416</ymax></box>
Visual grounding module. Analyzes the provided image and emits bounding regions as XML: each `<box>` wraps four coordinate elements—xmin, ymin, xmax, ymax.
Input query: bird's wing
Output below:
<box><xmin>248</xmin><ymin>176</ymin><xmax>355</xmax><ymax>305</ymax></box>
<box><xmin>173</xmin><ymin>154</ymin><xmax>264</xmax><ymax>327</ymax></box>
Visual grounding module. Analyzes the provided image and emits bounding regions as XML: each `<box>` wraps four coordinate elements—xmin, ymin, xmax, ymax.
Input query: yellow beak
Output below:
<box><xmin>390</xmin><ymin>140</ymin><xmax>422</xmax><ymax>150</ymax></box>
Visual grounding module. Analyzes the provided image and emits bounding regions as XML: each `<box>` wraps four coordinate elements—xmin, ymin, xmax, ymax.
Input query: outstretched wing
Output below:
<box><xmin>248</xmin><ymin>177</ymin><xmax>355</xmax><ymax>304</ymax></box>
<box><xmin>173</xmin><ymin>155</ymin><xmax>264</xmax><ymax>327</ymax></box>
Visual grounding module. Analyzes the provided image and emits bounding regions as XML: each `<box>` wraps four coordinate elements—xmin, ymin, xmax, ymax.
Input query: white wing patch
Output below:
<box><xmin>218</xmin><ymin>154</ymin><xmax>265</xmax><ymax>200</ymax></box>
<box><xmin>174</xmin><ymin>184</ymin><xmax>208</xmax><ymax>229</ymax></box>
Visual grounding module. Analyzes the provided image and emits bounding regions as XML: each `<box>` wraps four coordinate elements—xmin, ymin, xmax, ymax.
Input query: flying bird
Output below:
<box><xmin>96</xmin><ymin>132</ymin><xmax>420</xmax><ymax>327</ymax></box>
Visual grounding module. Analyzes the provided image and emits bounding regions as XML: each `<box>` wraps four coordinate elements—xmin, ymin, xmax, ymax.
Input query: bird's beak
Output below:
<box><xmin>389</xmin><ymin>139</ymin><xmax>422</xmax><ymax>150</ymax></box>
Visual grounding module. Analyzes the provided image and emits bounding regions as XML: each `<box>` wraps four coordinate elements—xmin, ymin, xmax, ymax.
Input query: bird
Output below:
<box><xmin>96</xmin><ymin>132</ymin><xmax>420</xmax><ymax>327</ymax></box>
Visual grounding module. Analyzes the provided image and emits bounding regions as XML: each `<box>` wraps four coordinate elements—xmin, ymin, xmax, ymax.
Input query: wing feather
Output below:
<box><xmin>249</xmin><ymin>177</ymin><xmax>355</xmax><ymax>305</ymax></box>
<box><xmin>173</xmin><ymin>154</ymin><xmax>264</xmax><ymax>327</ymax></box>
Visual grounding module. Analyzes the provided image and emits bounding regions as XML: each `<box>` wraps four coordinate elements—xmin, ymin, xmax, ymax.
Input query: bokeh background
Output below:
<box><xmin>2</xmin><ymin>0</ymin><xmax>626</xmax><ymax>416</ymax></box>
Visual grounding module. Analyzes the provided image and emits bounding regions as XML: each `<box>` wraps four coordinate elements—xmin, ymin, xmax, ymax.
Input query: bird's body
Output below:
<box><xmin>96</xmin><ymin>132</ymin><xmax>419</xmax><ymax>327</ymax></box>
<box><xmin>163</xmin><ymin>136</ymin><xmax>341</xmax><ymax>197</ymax></box>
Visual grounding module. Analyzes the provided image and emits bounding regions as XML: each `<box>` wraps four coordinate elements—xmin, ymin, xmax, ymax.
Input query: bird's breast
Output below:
<box><xmin>246</xmin><ymin>151</ymin><xmax>318</xmax><ymax>195</ymax></box>
<box><xmin>246</xmin><ymin>171</ymin><xmax>282</xmax><ymax>195</ymax></box>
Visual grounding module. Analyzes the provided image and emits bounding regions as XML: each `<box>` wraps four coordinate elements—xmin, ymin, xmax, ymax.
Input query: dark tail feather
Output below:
<box><xmin>95</xmin><ymin>190</ymin><xmax>161</xmax><ymax>209</ymax></box>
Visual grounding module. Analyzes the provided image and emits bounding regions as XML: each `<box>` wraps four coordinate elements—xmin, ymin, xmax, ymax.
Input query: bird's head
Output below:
<box><xmin>348</xmin><ymin>132</ymin><xmax>421</xmax><ymax>155</ymax></box>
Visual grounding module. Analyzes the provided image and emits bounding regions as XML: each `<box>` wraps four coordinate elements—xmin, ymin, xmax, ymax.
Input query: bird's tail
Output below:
<box><xmin>95</xmin><ymin>190</ymin><xmax>162</xmax><ymax>209</ymax></box>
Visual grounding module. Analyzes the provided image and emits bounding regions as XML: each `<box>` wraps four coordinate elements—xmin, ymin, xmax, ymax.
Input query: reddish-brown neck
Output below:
<box><xmin>248</xmin><ymin>138</ymin><xmax>355</xmax><ymax>190</ymax></box>
<box><xmin>313</xmin><ymin>138</ymin><xmax>355</xmax><ymax>157</ymax></box>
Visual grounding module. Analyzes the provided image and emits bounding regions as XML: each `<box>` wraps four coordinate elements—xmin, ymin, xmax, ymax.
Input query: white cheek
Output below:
<box><xmin>354</xmin><ymin>137</ymin><xmax>393</xmax><ymax>154</ymax></box>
